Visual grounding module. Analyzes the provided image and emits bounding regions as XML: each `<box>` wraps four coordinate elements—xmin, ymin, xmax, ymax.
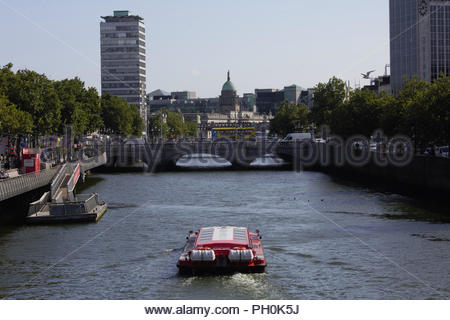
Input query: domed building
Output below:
<box><xmin>219</xmin><ymin>71</ymin><xmax>240</xmax><ymax>114</ymax></box>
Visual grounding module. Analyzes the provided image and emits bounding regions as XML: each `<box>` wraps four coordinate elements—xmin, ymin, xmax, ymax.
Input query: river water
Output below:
<box><xmin>0</xmin><ymin>169</ymin><xmax>449</xmax><ymax>299</ymax></box>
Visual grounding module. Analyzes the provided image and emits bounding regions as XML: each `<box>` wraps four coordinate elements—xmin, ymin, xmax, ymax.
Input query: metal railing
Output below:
<box><xmin>50</xmin><ymin>163</ymin><xmax>68</xmax><ymax>198</ymax></box>
<box><xmin>28</xmin><ymin>192</ymin><xmax>50</xmax><ymax>216</ymax></box>
<box><xmin>80</xmin><ymin>152</ymin><xmax>106</xmax><ymax>172</ymax></box>
<box><xmin>0</xmin><ymin>152</ymin><xmax>107</xmax><ymax>203</ymax></box>
<box><xmin>0</xmin><ymin>166</ymin><xmax>61</xmax><ymax>202</ymax></box>
<box><xmin>67</xmin><ymin>163</ymin><xmax>81</xmax><ymax>196</ymax></box>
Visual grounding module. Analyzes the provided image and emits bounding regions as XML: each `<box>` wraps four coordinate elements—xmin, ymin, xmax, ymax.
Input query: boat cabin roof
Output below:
<box><xmin>196</xmin><ymin>226</ymin><xmax>249</xmax><ymax>247</ymax></box>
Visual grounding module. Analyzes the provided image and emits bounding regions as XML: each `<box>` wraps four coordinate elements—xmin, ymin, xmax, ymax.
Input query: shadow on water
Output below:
<box><xmin>328</xmin><ymin>174</ymin><xmax>450</xmax><ymax>223</ymax></box>
<box><xmin>74</xmin><ymin>176</ymin><xmax>105</xmax><ymax>194</ymax></box>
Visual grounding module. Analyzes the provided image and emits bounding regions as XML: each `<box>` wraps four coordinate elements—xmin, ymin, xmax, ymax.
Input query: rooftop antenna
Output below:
<box><xmin>345</xmin><ymin>81</ymin><xmax>351</xmax><ymax>101</ymax></box>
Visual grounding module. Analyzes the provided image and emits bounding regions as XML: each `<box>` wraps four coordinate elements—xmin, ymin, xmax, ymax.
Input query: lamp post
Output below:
<box><xmin>160</xmin><ymin>111</ymin><xmax>167</xmax><ymax>141</ymax></box>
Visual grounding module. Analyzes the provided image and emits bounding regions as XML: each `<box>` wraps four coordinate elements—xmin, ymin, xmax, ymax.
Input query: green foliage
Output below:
<box><xmin>0</xmin><ymin>63</ymin><xmax>107</xmax><ymax>136</ymax></box>
<box><xmin>149</xmin><ymin>108</ymin><xmax>198</xmax><ymax>139</ymax></box>
<box><xmin>4</xmin><ymin>68</ymin><xmax>62</xmax><ymax>135</ymax></box>
<box><xmin>131</xmin><ymin>109</ymin><xmax>145</xmax><ymax>136</ymax></box>
<box><xmin>271</xmin><ymin>101</ymin><xmax>309</xmax><ymax>137</ymax></box>
<box><xmin>313</xmin><ymin>75</ymin><xmax>450</xmax><ymax>150</ymax></box>
<box><xmin>0</xmin><ymin>63</ymin><xmax>146</xmax><ymax>137</ymax></box>
<box><xmin>101</xmin><ymin>94</ymin><xmax>132</xmax><ymax>135</ymax></box>
<box><xmin>0</xmin><ymin>96</ymin><xmax>33</xmax><ymax>134</ymax></box>
<box><xmin>101</xmin><ymin>94</ymin><xmax>144</xmax><ymax>136</ymax></box>
<box><xmin>310</xmin><ymin>77</ymin><xmax>346</xmax><ymax>125</ymax></box>
<box><xmin>54</xmin><ymin>78</ymin><xmax>103</xmax><ymax>134</ymax></box>
<box><xmin>397</xmin><ymin>77</ymin><xmax>450</xmax><ymax>150</ymax></box>
<box><xmin>329</xmin><ymin>89</ymin><xmax>383</xmax><ymax>138</ymax></box>
<box><xmin>183</xmin><ymin>121</ymin><xmax>198</xmax><ymax>137</ymax></box>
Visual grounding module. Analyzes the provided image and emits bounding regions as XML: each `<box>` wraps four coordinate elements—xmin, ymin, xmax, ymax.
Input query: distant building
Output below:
<box><xmin>148</xmin><ymin>97</ymin><xmax>219</xmax><ymax>114</ymax></box>
<box><xmin>171</xmin><ymin>91</ymin><xmax>197</xmax><ymax>100</ymax></box>
<box><xmin>255</xmin><ymin>89</ymin><xmax>284</xmax><ymax>114</ymax></box>
<box><xmin>389</xmin><ymin>0</ymin><xmax>450</xmax><ymax>93</ymax></box>
<box><xmin>363</xmin><ymin>75</ymin><xmax>392</xmax><ymax>95</ymax></box>
<box><xmin>147</xmin><ymin>89</ymin><xmax>171</xmax><ymax>101</ymax></box>
<box><xmin>300</xmin><ymin>88</ymin><xmax>315</xmax><ymax>109</ymax></box>
<box><xmin>219</xmin><ymin>71</ymin><xmax>240</xmax><ymax>113</ymax></box>
<box><xmin>284</xmin><ymin>84</ymin><xmax>304</xmax><ymax>104</ymax></box>
<box><xmin>241</xmin><ymin>93</ymin><xmax>257</xmax><ymax>112</ymax></box>
<box><xmin>100</xmin><ymin>10</ymin><xmax>147</xmax><ymax>124</ymax></box>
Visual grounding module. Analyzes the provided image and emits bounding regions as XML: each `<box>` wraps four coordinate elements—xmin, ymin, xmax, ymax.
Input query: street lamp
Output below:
<box><xmin>160</xmin><ymin>111</ymin><xmax>167</xmax><ymax>141</ymax></box>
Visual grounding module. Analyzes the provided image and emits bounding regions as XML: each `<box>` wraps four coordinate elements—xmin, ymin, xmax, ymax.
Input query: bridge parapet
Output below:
<box><xmin>0</xmin><ymin>166</ymin><xmax>61</xmax><ymax>202</ymax></box>
<box><xmin>105</xmin><ymin>141</ymin><xmax>278</xmax><ymax>170</ymax></box>
<box><xmin>0</xmin><ymin>152</ymin><xmax>107</xmax><ymax>203</ymax></box>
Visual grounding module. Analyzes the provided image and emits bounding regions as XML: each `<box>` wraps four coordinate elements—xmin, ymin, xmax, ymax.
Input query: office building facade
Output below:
<box><xmin>284</xmin><ymin>84</ymin><xmax>304</xmax><ymax>104</ymax></box>
<box><xmin>100</xmin><ymin>10</ymin><xmax>147</xmax><ymax>124</ymax></box>
<box><xmin>255</xmin><ymin>89</ymin><xmax>285</xmax><ymax>114</ymax></box>
<box><xmin>390</xmin><ymin>0</ymin><xmax>450</xmax><ymax>93</ymax></box>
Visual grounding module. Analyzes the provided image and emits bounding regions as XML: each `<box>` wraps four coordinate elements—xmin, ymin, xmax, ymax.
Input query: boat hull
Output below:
<box><xmin>178</xmin><ymin>264</ymin><xmax>266</xmax><ymax>275</ymax></box>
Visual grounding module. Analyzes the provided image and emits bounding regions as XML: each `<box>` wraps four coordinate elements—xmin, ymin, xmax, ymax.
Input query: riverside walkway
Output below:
<box><xmin>0</xmin><ymin>152</ymin><xmax>107</xmax><ymax>202</ymax></box>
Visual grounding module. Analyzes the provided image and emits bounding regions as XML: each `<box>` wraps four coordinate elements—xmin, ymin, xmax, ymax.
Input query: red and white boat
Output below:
<box><xmin>177</xmin><ymin>226</ymin><xmax>266</xmax><ymax>274</ymax></box>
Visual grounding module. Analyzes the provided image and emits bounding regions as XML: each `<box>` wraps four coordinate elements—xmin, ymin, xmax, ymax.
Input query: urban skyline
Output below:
<box><xmin>0</xmin><ymin>0</ymin><xmax>389</xmax><ymax>97</ymax></box>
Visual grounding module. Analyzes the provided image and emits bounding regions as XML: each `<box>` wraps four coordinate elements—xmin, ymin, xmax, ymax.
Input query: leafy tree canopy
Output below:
<box><xmin>271</xmin><ymin>101</ymin><xmax>309</xmax><ymax>137</ymax></box>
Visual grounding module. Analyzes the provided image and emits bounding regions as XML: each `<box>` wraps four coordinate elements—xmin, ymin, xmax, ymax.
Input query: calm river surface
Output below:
<box><xmin>0</xmin><ymin>170</ymin><xmax>449</xmax><ymax>299</ymax></box>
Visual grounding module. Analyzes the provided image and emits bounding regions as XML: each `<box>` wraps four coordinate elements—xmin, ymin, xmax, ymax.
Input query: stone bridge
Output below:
<box><xmin>105</xmin><ymin>140</ymin><xmax>280</xmax><ymax>171</ymax></box>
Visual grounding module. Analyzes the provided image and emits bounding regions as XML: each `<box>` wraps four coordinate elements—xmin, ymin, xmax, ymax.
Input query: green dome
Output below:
<box><xmin>222</xmin><ymin>80</ymin><xmax>236</xmax><ymax>92</ymax></box>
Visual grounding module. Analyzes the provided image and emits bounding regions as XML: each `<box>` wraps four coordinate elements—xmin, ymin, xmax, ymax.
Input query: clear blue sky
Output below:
<box><xmin>0</xmin><ymin>0</ymin><xmax>390</xmax><ymax>97</ymax></box>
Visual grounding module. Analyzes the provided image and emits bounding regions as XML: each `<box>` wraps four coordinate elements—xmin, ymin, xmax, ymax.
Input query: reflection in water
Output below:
<box><xmin>251</xmin><ymin>154</ymin><xmax>286</xmax><ymax>167</ymax></box>
<box><xmin>176</xmin><ymin>153</ymin><xmax>286</xmax><ymax>168</ymax></box>
<box><xmin>177</xmin><ymin>154</ymin><xmax>231</xmax><ymax>168</ymax></box>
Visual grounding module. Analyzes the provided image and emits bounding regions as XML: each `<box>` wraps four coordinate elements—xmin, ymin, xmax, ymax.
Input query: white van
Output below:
<box><xmin>282</xmin><ymin>133</ymin><xmax>312</xmax><ymax>141</ymax></box>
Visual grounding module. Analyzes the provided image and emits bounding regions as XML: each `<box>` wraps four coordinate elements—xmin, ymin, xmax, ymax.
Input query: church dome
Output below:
<box><xmin>221</xmin><ymin>70</ymin><xmax>236</xmax><ymax>92</ymax></box>
<box><xmin>222</xmin><ymin>80</ymin><xmax>236</xmax><ymax>92</ymax></box>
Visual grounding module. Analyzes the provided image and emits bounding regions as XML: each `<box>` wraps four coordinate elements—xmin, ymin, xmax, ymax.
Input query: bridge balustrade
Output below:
<box><xmin>0</xmin><ymin>166</ymin><xmax>61</xmax><ymax>202</ymax></box>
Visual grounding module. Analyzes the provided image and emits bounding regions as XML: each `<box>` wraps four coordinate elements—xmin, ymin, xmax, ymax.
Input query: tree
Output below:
<box><xmin>378</xmin><ymin>92</ymin><xmax>401</xmax><ymax>137</ymax></box>
<box><xmin>6</xmin><ymin>69</ymin><xmax>62</xmax><ymax>135</ymax></box>
<box><xmin>183</xmin><ymin>121</ymin><xmax>198</xmax><ymax>138</ymax></box>
<box><xmin>101</xmin><ymin>94</ymin><xmax>143</xmax><ymax>136</ymax></box>
<box><xmin>425</xmin><ymin>75</ymin><xmax>450</xmax><ymax>146</ymax></box>
<box><xmin>167</xmin><ymin>111</ymin><xmax>185</xmax><ymax>138</ymax></box>
<box><xmin>0</xmin><ymin>63</ymin><xmax>14</xmax><ymax>96</ymax></box>
<box><xmin>330</xmin><ymin>88</ymin><xmax>383</xmax><ymax>138</ymax></box>
<box><xmin>130</xmin><ymin>106</ymin><xmax>144</xmax><ymax>136</ymax></box>
<box><xmin>0</xmin><ymin>96</ymin><xmax>33</xmax><ymax>134</ymax></box>
<box><xmin>149</xmin><ymin>110</ymin><xmax>170</xmax><ymax>139</ymax></box>
<box><xmin>310</xmin><ymin>77</ymin><xmax>346</xmax><ymax>125</ymax></box>
<box><xmin>84</xmin><ymin>87</ymin><xmax>103</xmax><ymax>134</ymax></box>
<box><xmin>270</xmin><ymin>101</ymin><xmax>309</xmax><ymax>137</ymax></box>
<box><xmin>396</xmin><ymin>76</ymin><xmax>450</xmax><ymax>151</ymax></box>
<box><xmin>101</xmin><ymin>94</ymin><xmax>132</xmax><ymax>135</ymax></box>
<box><xmin>149</xmin><ymin>109</ymin><xmax>197</xmax><ymax>139</ymax></box>
<box><xmin>54</xmin><ymin>78</ymin><xmax>103</xmax><ymax>134</ymax></box>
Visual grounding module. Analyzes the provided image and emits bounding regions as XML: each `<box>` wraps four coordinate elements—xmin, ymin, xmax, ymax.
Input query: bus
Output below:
<box><xmin>211</xmin><ymin>127</ymin><xmax>256</xmax><ymax>141</ymax></box>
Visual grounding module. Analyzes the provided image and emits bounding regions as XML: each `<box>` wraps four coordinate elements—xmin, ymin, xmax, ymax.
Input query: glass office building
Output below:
<box><xmin>100</xmin><ymin>11</ymin><xmax>147</xmax><ymax>125</ymax></box>
<box><xmin>389</xmin><ymin>0</ymin><xmax>450</xmax><ymax>93</ymax></box>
